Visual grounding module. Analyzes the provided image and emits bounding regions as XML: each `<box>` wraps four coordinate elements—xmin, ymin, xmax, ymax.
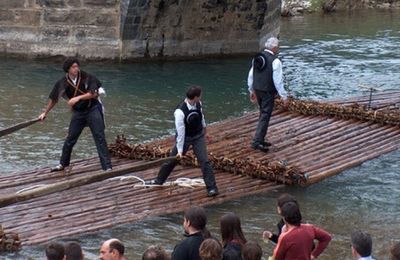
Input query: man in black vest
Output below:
<box><xmin>247</xmin><ymin>37</ymin><xmax>289</xmax><ymax>152</ymax></box>
<box><xmin>38</xmin><ymin>57</ymin><xmax>112</xmax><ymax>172</ymax></box>
<box><xmin>145</xmin><ymin>86</ymin><xmax>218</xmax><ymax>197</ymax></box>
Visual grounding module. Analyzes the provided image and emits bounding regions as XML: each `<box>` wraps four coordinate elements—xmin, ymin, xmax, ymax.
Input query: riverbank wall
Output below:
<box><xmin>0</xmin><ymin>0</ymin><xmax>281</xmax><ymax>61</ymax></box>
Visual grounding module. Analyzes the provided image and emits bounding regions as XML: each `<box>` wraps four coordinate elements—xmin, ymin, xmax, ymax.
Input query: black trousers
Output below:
<box><xmin>253</xmin><ymin>89</ymin><xmax>275</xmax><ymax>144</ymax></box>
<box><xmin>156</xmin><ymin>132</ymin><xmax>217</xmax><ymax>191</ymax></box>
<box><xmin>60</xmin><ymin>105</ymin><xmax>112</xmax><ymax>170</ymax></box>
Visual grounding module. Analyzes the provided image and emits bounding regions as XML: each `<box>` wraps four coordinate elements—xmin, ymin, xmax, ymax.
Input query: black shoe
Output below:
<box><xmin>50</xmin><ymin>164</ymin><xmax>64</xmax><ymax>172</ymax></box>
<box><xmin>144</xmin><ymin>179</ymin><xmax>163</xmax><ymax>185</ymax></box>
<box><xmin>251</xmin><ymin>143</ymin><xmax>269</xmax><ymax>152</ymax></box>
<box><xmin>207</xmin><ymin>188</ymin><xmax>219</xmax><ymax>197</ymax></box>
<box><xmin>261</xmin><ymin>141</ymin><xmax>272</xmax><ymax>147</ymax></box>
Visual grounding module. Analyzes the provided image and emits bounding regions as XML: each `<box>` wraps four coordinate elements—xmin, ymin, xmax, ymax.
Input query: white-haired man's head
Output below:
<box><xmin>265</xmin><ymin>37</ymin><xmax>280</xmax><ymax>53</ymax></box>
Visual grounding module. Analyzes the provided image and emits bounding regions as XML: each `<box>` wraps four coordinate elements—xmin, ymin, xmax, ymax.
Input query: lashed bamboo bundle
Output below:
<box><xmin>109</xmin><ymin>136</ymin><xmax>304</xmax><ymax>185</ymax></box>
<box><xmin>275</xmin><ymin>97</ymin><xmax>400</xmax><ymax>126</ymax></box>
<box><xmin>0</xmin><ymin>225</ymin><xmax>20</xmax><ymax>252</ymax></box>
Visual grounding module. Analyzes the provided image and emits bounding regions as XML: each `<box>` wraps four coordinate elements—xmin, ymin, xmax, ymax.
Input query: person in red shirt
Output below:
<box><xmin>272</xmin><ymin>202</ymin><xmax>332</xmax><ymax>260</ymax></box>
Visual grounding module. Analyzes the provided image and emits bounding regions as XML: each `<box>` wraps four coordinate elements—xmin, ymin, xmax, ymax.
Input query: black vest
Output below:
<box><xmin>252</xmin><ymin>51</ymin><xmax>277</xmax><ymax>95</ymax></box>
<box><xmin>177</xmin><ymin>101</ymin><xmax>203</xmax><ymax>137</ymax></box>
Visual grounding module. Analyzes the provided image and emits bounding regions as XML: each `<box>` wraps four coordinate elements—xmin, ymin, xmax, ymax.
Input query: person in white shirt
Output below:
<box><xmin>247</xmin><ymin>37</ymin><xmax>289</xmax><ymax>152</ymax></box>
<box><xmin>351</xmin><ymin>230</ymin><xmax>376</xmax><ymax>260</ymax></box>
<box><xmin>145</xmin><ymin>86</ymin><xmax>218</xmax><ymax>197</ymax></box>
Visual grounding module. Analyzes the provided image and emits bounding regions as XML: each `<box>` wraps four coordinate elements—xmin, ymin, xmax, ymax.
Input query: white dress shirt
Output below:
<box><xmin>247</xmin><ymin>49</ymin><xmax>288</xmax><ymax>100</ymax></box>
<box><xmin>358</xmin><ymin>256</ymin><xmax>376</xmax><ymax>260</ymax></box>
<box><xmin>174</xmin><ymin>99</ymin><xmax>206</xmax><ymax>153</ymax></box>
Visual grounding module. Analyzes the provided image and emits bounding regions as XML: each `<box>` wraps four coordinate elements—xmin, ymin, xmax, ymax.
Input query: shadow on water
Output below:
<box><xmin>0</xmin><ymin>9</ymin><xmax>399</xmax><ymax>260</ymax></box>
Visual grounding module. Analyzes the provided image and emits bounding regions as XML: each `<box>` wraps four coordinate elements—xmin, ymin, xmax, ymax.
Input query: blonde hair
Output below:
<box><xmin>199</xmin><ymin>239</ymin><xmax>222</xmax><ymax>260</ymax></box>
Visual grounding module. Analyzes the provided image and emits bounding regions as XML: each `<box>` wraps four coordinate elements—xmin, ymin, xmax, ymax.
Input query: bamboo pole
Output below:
<box><xmin>0</xmin><ymin>157</ymin><xmax>174</xmax><ymax>208</ymax></box>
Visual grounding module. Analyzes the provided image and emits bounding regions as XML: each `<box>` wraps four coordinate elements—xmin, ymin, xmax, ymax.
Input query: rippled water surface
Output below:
<box><xmin>1</xmin><ymin>9</ymin><xmax>399</xmax><ymax>260</ymax></box>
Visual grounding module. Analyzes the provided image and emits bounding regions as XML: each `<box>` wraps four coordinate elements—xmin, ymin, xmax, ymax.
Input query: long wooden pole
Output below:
<box><xmin>0</xmin><ymin>118</ymin><xmax>40</xmax><ymax>138</ymax></box>
<box><xmin>0</xmin><ymin>156</ymin><xmax>174</xmax><ymax>208</ymax></box>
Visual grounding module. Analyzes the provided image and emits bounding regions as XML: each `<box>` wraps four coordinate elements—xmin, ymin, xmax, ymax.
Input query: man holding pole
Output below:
<box><xmin>38</xmin><ymin>57</ymin><xmax>112</xmax><ymax>172</ymax></box>
<box><xmin>145</xmin><ymin>86</ymin><xmax>219</xmax><ymax>197</ymax></box>
<box><xmin>247</xmin><ymin>37</ymin><xmax>289</xmax><ymax>152</ymax></box>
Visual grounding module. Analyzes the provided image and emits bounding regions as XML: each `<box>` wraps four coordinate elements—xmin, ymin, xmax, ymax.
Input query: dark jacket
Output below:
<box><xmin>172</xmin><ymin>232</ymin><xmax>204</xmax><ymax>260</ymax></box>
<box><xmin>270</xmin><ymin>218</ymin><xmax>285</xmax><ymax>244</ymax></box>
<box><xmin>222</xmin><ymin>242</ymin><xmax>243</xmax><ymax>260</ymax></box>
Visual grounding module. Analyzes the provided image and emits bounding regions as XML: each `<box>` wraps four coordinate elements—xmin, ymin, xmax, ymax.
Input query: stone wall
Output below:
<box><xmin>0</xmin><ymin>0</ymin><xmax>281</xmax><ymax>60</ymax></box>
<box><xmin>0</xmin><ymin>0</ymin><xmax>120</xmax><ymax>59</ymax></box>
<box><xmin>120</xmin><ymin>0</ymin><xmax>281</xmax><ymax>59</ymax></box>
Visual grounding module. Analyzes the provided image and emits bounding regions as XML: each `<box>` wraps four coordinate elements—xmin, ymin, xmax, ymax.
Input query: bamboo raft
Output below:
<box><xmin>0</xmin><ymin>90</ymin><xmax>400</xmax><ymax>248</ymax></box>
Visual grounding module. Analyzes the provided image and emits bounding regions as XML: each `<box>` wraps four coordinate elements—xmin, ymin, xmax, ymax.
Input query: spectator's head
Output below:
<box><xmin>351</xmin><ymin>230</ymin><xmax>372</xmax><ymax>258</ymax></box>
<box><xmin>280</xmin><ymin>201</ymin><xmax>302</xmax><ymax>226</ymax></box>
<box><xmin>276</xmin><ymin>193</ymin><xmax>298</xmax><ymax>214</ymax></box>
<box><xmin>186</xmin><ymin>86</ymin><xmax>202</xmax><ymax>100</ymax></box>
<box><xmin>183</xmin><ymin>206</ymin><xmax>209</xmax><ymax>237</ymax></box>
<box><xmin>264</xmin><ymin>37</ymin><xmax>279</xmax><ymax>53</ymax></box>
<box><xmin>63</xmin><ymin>57</ymin><xmax>80</xmax><ymax>76</ymax></box>
<box><xmin>46</xmin><ymin>242</ymin><xmax>65</xmax><ymax>260</ymax></box>
<box><xmin>242</xmin><ymin>241</ymin><xmax>263</xmax><ymax>260</ymax></box>
<box><xmin>220</xmin><ymin>212</ymin><xmax>247</xmax><ymax>246</ymax></box>
<box><xmin>142</xmin><ymin>245</ymin><xmax>170</xmax><ymax>260</ymax></box>
<box><xmin>391</xmin><ymin>242</ymin><xmax>400</xmax><ymax>260</ymax></box>
<box><xmin>100</xmin><ymin>238</ymin><xmax>125</xmax><ymax>260</ymax></box>
<box><xmin>199</xmin><ymin>238</ymin><xmax>223</xmax><ymax>260</ymax></box>
<box><xmin>64</xmin><ymin>241</ymin><xmax>83</xmax><ymax>260</ymax></box>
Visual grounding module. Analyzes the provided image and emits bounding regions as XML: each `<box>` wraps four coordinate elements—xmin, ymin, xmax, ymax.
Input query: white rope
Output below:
<box><xmin>108</xmin><ymin>174</ymin><xmax>205</xmax><ymax>189</ymax></box>
<box><xmin>16</xmin><ymin>184</ymin><xmax>47</xmax><ymax>194</ymax></box>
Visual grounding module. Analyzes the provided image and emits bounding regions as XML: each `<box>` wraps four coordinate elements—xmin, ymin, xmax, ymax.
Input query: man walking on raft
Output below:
<box><xmin>145</xmin><ymin>86</ymin><xmax>219</xmax><ymax>197</ymax></box>
<box><xmin>38</xmin><ymin>57</ymin><xmax>112</xmax><ymax>172</ymax></box>
<box><xmin>247</xmin><ymin>37</ymin><xmax>289</xmax><ymax>152</ymax></box>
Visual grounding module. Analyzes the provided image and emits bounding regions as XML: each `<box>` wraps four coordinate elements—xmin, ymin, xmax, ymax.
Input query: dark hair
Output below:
<box><xmin>242</xmin><ymin>241</ymin><xmax>262</xmax><ymax>260</ymax></box>
<box><xmin>391</xmin><ymin>242</ymin><xmax>400</xmax><ymax>260</ymax></box>
<box><xmin>63</xmin><ymin>57</ymin><xmax>80</xmax><ymax>72</ymax></box>
<box><xmin>184</xmin><ymin>206</ymin><xmax>210</xmax><ymax>238</ymax></box>
<box><xmin>277</xmin><ymin>193</ymin><xmax>298</xmax><ymax>209</ymax></box>
<box><xmin>64</xmin><ymin>241</ymin><xmax>83</xmax><ymax>260</ymax></box>
<box><xmin>351</xmin><ymin>230</ymin><xmax>372</xmax><ymax>257</ymax></box>
<box><xmin>142</xmin><ymin>245</ymin><xmax>170</xmax><ymax>260</ymax></box>
<box><xmin>199</xmin><ymin>238</ymin><xmax>222</xmax><ymax>260</ymax></box>
<box><xmin>46</xmin><ymin>242</ymin><xmax>65</xmax><ymax>260</ymax></box>
<box><xmin>220</xmin><ymin>212</ymin><xmax>247</xmax><ymax>246</ymax></box>
<box><xmin>109</xmin><ymin>239</ymin><xmax>125</xmax><ymax>256</ymax></box>
<box><xmin>186</xmin><ymin>86</ymin><xmax>202</xmax><ymax>99</ymax></box>
<box><xmin>280</xmin><ymin>201</ymin><xmax>302</xmax><ymax>226</ymax></box>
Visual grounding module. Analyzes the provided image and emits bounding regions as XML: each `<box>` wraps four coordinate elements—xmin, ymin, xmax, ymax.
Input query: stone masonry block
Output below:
<box><xmin>67</xmin><ymin>0</ymin><xmax>82</xmax><ymax>7</ymax></box>
<box><xmin>14</xmin><ymin>10</ymin><xmax>41</xmax><ymax>26</ymax></box>
<box><xmin>83</xmin><ymin>0</ymin><xmax>117</xmax><ymax>7</ymax></box>
<box><xmin>36</xmin><ymin>0</ymin><xmax>66</xmax><ymax>8</ymax></box>
<box><xmin>0</xmin><ymin>10</ymin><xmax>14</xmax><ymax>24</ymax></box>
<box><xmin>44</xmin><ymin>9</ymin><xmax>117</xmax><ymax>26</ymax></box>
<box><xmin>0</xmin><ymin>0</ymin><xmax>26</xmax><ymax>8</ymax></box>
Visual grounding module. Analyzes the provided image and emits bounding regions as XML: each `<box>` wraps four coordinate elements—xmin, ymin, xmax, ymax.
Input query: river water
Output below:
<box><xmin>0</xmin><ymin>9</ymin><xmax>399</xmax><ymax>260</ymax></box>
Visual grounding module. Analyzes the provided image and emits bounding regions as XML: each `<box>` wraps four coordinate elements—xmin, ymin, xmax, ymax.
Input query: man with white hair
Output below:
<box><xmin>247</xmin><ymin>37</ymin><xmax>288</xmax><ymax>152</ymax></box>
